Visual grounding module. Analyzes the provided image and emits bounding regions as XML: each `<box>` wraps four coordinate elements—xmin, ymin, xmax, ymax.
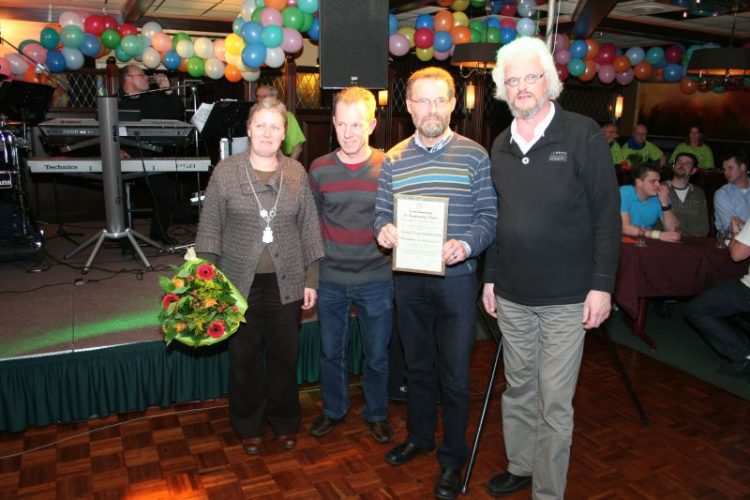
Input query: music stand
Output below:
<box><xmin>0</xmin><ymin>80</ymin><xmax>54</xmax><ymax>125</ymax></box>
<box><xmin>200</xmin><ymin>100</ymin><xmax>252</xmax><ymax>156</ymax></box>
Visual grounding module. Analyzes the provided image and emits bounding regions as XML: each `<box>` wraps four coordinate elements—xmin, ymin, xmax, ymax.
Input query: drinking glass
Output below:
<box><xmin>635</xmin><ymin>226</ymin><xmax>647</xmax><ymax>247</ymax></box>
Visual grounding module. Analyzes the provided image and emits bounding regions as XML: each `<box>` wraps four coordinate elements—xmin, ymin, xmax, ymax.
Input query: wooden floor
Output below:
<box><xmin>1</xmin><ymin>336</ymin><xmax>748</xmax><ymax>499</ymax></box>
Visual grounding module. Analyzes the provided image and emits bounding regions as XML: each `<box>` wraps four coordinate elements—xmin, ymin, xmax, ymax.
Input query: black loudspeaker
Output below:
<box><xmin>319</xmin><ymin>0</ymin><xmax>388</xmax><ymax>89</ymax></box>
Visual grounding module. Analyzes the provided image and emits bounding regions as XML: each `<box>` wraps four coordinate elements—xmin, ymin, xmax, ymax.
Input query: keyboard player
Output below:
<box><xmin>119</xmin><ymin>64</ymin><xmax>185</xmax><ymax>245</ymax></box>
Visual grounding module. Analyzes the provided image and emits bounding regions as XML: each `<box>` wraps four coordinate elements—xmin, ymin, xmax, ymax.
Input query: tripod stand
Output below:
<box><xmin>63</xmin><ymin>97</ymin><xmax>164</xmax><ymax>274</ymax></box>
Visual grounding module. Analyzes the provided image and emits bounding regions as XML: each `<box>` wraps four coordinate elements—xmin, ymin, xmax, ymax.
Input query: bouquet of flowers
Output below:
<box><xmin>158</xmin><ymin>248</ymin><xmax>247</xmax><ymax>347</ymax></box>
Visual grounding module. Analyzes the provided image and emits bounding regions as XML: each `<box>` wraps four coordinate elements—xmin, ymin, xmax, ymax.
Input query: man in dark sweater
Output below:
<box><xmin>481</xmin><ymin>37</ymin><xmax>621</xmax><ymax>499</ymax></box>
<box><xmin>308</xmin><ymin>87</ymin><xmax>394</xmax><ymax>444</ymax></box>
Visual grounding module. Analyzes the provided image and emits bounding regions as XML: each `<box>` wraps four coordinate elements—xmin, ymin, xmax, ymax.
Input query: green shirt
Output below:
<box><xmin>610</xmin><ymin>142</ymin><xmax>625</xmax><ymax>165</ymax></box>
<box><xmin>669</xmin><ymin>143</ymin><xmax>715</xmax><ymax>170</ymax></box>
<box><xmin>281</xmin><ymin>112</ymin><xmax>305</xmax><ymax>157</ymax></box>
<box><xmin>620</xmin><ymin>140</ymin><xmax>664</xmax><ymax>165</ymax></box>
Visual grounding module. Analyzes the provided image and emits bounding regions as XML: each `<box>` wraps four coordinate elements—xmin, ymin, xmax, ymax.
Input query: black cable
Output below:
<box><xmin>133</xmin><ymin>132</ymin><xmax>168</xmax><ymax>240</ymax></box>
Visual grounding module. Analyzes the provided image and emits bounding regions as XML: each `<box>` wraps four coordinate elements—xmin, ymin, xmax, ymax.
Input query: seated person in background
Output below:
<box><xmin>620</xmin><ymin>123</ymin><xmax>666</xmax><ymax>169</ymax></box>
<box><xmin>254</xmin><ymin>85</ymin><xmax>305</xmax><ymax>161</ymax></box>
<box><xmin>685</xmin><ymin>217</ymin><xmax>750</xmax><ymax>378</ymax></box>
<box><xmin>669</xmin><ymin>125</ymin><xmax>715</xmax><ymax>171</ymax></box>
<box><xmin>119</xmin><ymin>64</ymin><xmax>185</xmax><ymax>244</ymax></box>
<box><xmin>619</xmin><ymin>162</ymin><xmax>681</xmax><ymax>243</ymax></box>
<box><xmin>603</xmin><ymin>123</ymin><xmax>625</xmax><ymax>167</ymax></box>
<box><xmin>663</xmin><ymin>152</ymin><xmax>709</xmax><ymax>237</ymax></box>
<box><xmin>714</xmin><ymin>153</ymin><xmax>750</xmax><ymax>232</ymax></box>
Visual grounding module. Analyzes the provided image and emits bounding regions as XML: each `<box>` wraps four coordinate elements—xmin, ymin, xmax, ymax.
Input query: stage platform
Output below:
<box><xmin>0</xmin><ymin>221</ymin><xmax>362</xmax><ymax>433</ymax></box>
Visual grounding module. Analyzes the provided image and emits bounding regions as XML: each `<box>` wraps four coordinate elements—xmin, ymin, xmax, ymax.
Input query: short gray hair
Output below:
<box><xmin>492</xmin><ymin>37</ymin><xmax>563</xmax><ymax>103</ymax></box>
<box><xmin>246</xmin><ymin>97</ymin><xmax>287</xmax><ymax>131</ymax></box>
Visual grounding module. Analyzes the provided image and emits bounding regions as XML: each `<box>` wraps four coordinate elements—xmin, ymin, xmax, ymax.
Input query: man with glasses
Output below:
<box><xmin>482</xmin><ymin>37</ymin><xmax>621</xmax><ymax>498</ymax></box>
<box><xmin>374</xmin><ymin>67</ymin><xmax>497</xmax><ymax>500</ymax></box>
<box><xmin>665</xmin><ymin>152</ymin><xmax>709</xmax><ymax>237</ymax></box>
<box><xmin>307</xmin><ymin>87</ymin><xmax>394</xmax><ymax>445</ymax></box>
<box><xmin>620</xmin><ymin>122</ymin><xmax>666</xmax><ymax>168</ymax></box>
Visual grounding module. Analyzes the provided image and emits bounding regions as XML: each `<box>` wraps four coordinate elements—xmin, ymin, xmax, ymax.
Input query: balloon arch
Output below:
<box><xmin>0</xmin><ymin>0</ymin><xmax>746</xmax><ymax>94</ymax></box>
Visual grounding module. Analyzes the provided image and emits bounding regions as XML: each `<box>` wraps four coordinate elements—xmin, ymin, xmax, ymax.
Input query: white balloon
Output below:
<box><xmin>240</xmin><ymin>0</ymin><xmax>257</xmax><ymax>21</ymax></box>
<box><xmin>242</xmin><ymin>68</ymin><xmax>261</xmax><ymax>82</ymax></box>
<box><xmin>264</xmin><ymin>46</ymin><xmax>285</xmax><ymax>68</ymax></box>
<box><xmin>226</xmin><ymin>52</ymin><xmax>249</xmax><ymax>72</ymax></box>
<box><xmin>141</xmin><ymin>21</ymin><xmax>163</xmax><ymax>40</ymax></box>
<box><xmin>59</xmin><ymin>11</ymin><xmax>83</xmax><ymax>29</ymax></box>
<box><xmin>175</xmin><ymin>39</ymin><xmax>195</xmax><ymax>58</ymax></box>
<box><xmin>193</xmin><ymin>37</ymin><xmax>214</xmax><ymax>59</ymax></box>
<box><xmin>61</xmin><ymin>47</ymin><xmax>84</xmax><ymax>70</ymax></box>
<box><xmin>142</xmin><ymin>47</ymin><xmax>162</xmax><ymax>68</ymax></box>
<box><xmin>204</xmin><ymin>57</ymin><xmax>225</xmax><ymax>79</ymax></box>
<box><xmin>6</xmin><ymin>53</ymin><xmax>29</xmax><ymax>75</ymax></box>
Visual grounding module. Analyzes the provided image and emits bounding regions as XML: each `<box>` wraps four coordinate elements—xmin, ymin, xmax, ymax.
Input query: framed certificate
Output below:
<box><xmin>393</xmin><ymin>194</ymin><xmax>449</xmax><ymax>276</ymax></box>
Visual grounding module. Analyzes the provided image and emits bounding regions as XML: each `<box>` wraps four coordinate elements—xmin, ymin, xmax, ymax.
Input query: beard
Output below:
<box><xmin>417</xmin><ymin>115</ymin><xmax>448</xmax><ymax>138</ymax></box>
<box><xmin>673</xmin><ymin>168</ymin><xmax>690</xmax><ymax>180</ymax></box>
<box><xmin>509</xmin><ymin>91</ymin><xmax>550</xmax><ymax>119</ymax></box>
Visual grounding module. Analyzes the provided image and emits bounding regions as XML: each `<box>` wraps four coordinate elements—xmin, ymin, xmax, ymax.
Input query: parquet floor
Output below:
<box><xmin>1</xmin><ymin>336</ymin><xmax>748</xmax><ymax>499</ymax></box>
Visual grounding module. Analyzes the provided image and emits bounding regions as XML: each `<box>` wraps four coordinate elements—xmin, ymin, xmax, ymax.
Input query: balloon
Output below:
<box><xmin>101</xmin><ymin>29</ymin><xmax>121</xmax><ymax>49</ymax></box>
<box><xmin>625</xmin><ymin>46</ymin><xmax>645</xmax><ymax>66</ymax></box>
<box><xmin>308</xmin><ymin>17</ymin><xmax>320</xmax><ymax>42</ymax></box>
<box><xmin>22</xmin><ymin>43</ymin><xmax>47</xmax><ymax>64</ymax></box>
<box><xmin>0</xmin><ymin>57</ymin><xmax>10</xmax><ymax>77</ymax></box>
<box><xmin>633</xmin><ymin>61</ymin><xmax>652</xmax><ymax>80</ymax></box>
<box><xmin>265</xmin><ymin>0</ymin><xmax>286</xmax><ymax>9</ymax></box>
<box><xmin>615</xmin><ymin>68</ymin><xmax>634</xmax><ymax>85</ymax></box>
<box><xmin>594</xmin><ymin>42</ymin><xmax>616</xmax><ymax>65</ymax></box>
<box><xmin>60</xmin><ymin>25</ymin><xmax>85</xmax><ymax>49</ymax></box>
<box><xmin>569</xmin><ymin>39</ymin><xmax>588</xmax><ymax>59</ymax></box>
<box><xmin>102</xmin><ymin>16</ymin><xmax>118</xmax><ymax>31</ymax></box>
<box><xmin>261</xmin><ymin>25</ymin><xmax>283</xmax><ymax>48</ymax></box>
<box><xmin>434</xmin><ymin>11</ymin><xmax>453</xmax><ymax>32</ymax></box>
<box><xmin>297</xmin><ymin>0</ymin><xmax>319</xmax><ymax>15</ymax></box>
<box><xmin>214</xmin><ymin>39</ymin><xmax>227</xmax><ymax>61</ymax></box>
<box><xmin>241</xmin><ymin>0</ymin><xmax>257</xmax><ymax>20</ymax></box>
<box><xmin>40</xmin><ymin>27</ymin><xmax>60</xmax><ymax>50</ymax></box>
<box><xmin>597</xmin><ymin>64</ymin><xmax>616</xmax><ymax>84</ymax></box>
<box><xmin>568</xmin><ymin>58</ymin><xmax>585</xmax><ymax>77</ymax></box>
<box><xmin>241</xmin><ymin>21</ymin><xmax>264</xmax><ymax>44</ymax></box>
<box><xmin>398</xmin><ymin>27</ymin><xmax>416</xmax><ymax>48</ymax></box>
<box><xmin>241</xmin><ymin>42</ymin><xmax>266</xmax><ymax>69</ymax></box>
<box><xmin>415</xmin><ymin>14</ymin><xmax>434</xmax><ymax>31</ymax></box>
<box><xmin>389</xmin><ymin>13</ymin><xmax>399</xmax><ymax>35</ymax></box>
<box><xmin>579</xmin><ymin>60</ymin><xmax>597</xmax><ymax>82</ymax></box>
<box><xmin>665</xmin><ymin>44</ymin><xmax>684</xmax><ymax>64</ymax></box>
<box><xmin>225</xmin><ymin>33</ymin><xmax>245</xmax><ymax>56</ymax></box>
<box><xmin>282</xmin><ymin>6</ymin><xmax>304</xmax><ymax>30</ymax></box>
<box><xmin>414</xmin><ymin>28</ymin><xmax>434</xmax><ymax>49</ymax></box>
<box><xmin>281</xmin><ymin>28</ymin><xmax>303</xmax><ymax>53</ymax></box>
<box><xmin>663</xmin><ymin>63</ymin><xmax>684</xmax><ymax>83</ymax></box>
<box><xmin>612</xmin><ymin>55</ymin><xmax>630</xmax><ymax>73</ymax></box>
<box><xmin>679</xmin><ymin>77</ymin><xmax>698</xmax><ymax>95</ymax></box>
<box><xmin>436</xmin><ymin>0</ymin><xmax>453</xmax><ymax>6</ymax></box>
<box><xmin>556</xmin><ymin>63</ymin><xmax>569</xmax><ymax>81</ymax></box>
<box><xmin>583</xmin><ymin>39</ymin><xmax>599</xmax><ymax>60</ymax></box>
<box><xmin>300</xmin><ymin>13</ymin><xmax>314</xmax><ymax>33</ymax></box>
<box><xmin>516</xmin><ymin>18</ymin><xmax>536</xmax><ymax>37</ymax></box>
<box><xmin>486</xmin><ymin>18</ymin><xmax>501</xmax><ymax>31</ymax></box>
<box><xmin>251</xmin><ymin>6</ymin><xmax>264</xmax><ymax>23</ymax></box>
<box><xmin>151</xmin><ymin>32</ymin><xmax>171</xmax><ymax>52</ymax></box>
<box><xmin>486</xmin><ymin>27</ymin><xmax>501</xmax><ymax>44</ymax></box>
<box><xmin>554</xmin><ymin>49</ymin><xmax>571</xmax><ymax>65</ymax></box>
<box><xmin>142</xmin><ymin>47</ymin><xmax>161</xmax><ymax>68</ymax></box>
<box><xmin>204</xmin><ymin>57</ymin><xmax>225</xmax><ymax>79</ymax></box>
<box><xmin>517</xmin><ymin>1</ymin><xmax>536</xmax><ymax>18</ymax></box>
<box><xmin>141</xmin><ymin>21</ymin><xmax>163</xmax><ymax>39</ymax></box>
<box><xmin>6</xmin><ymin>54</ymin><xmax>29</xmax><ymax>75</ymax></box>
<box><xmin>45</xmin><ymin>51</ymin><xmax>66</xmax><ymax>72</ymax></box>
<box><xmin>118</xmin><ymin>23</ymin><xmax>139</xmax><ymax>37</ymax></box>
<box><xmin>389</xmin><ymin>33</ymin><xmax>410</xmax><ymax>57</ymax></box>
<box><xmin>163</xmin><ymin>50</ymin><xmax>181</xmax><ymax>70</ymax></box>
<box><xmin>470</xmin><ymin>0</ymin><xmax>486</xmax><ymax>7</ymax></box>
<box><xmin>645</xmin><ymin>46</ymin><xmax>664</xmax><ymax>65</ymax></box>
<box><xmin>115</xmin><ymin>45</ymin><xmax>132</xmax><ymax>62</ymax></box>
<box><xmin>553</xmin><ymin>33</ymin><xmax>569</xmax><ymax>52</ymax></box>
<box><xmin>59</xmin><ymin>11</ymin><xmax>83</xmax><ymax>29</ymax></box>
<box><xmin>175</xmin><ymin>39</ymin><xmax>195</xmax><ymax>58</ymax></box>
<box><xmin>469</xmin><ymin>27</ymin><xmax>482</xmax><ymax>43</ymax></box>
<box><xmin>121</xmin><ymin>35</ymin><xmax>144</xmax><ymax>57</ymax></box>
<box><xmin>186</xmin><ymin>56</ymin><xmax>204</xmax><ymax>77</ymax></box>
<box><xmin>501</xmin><ymin>3</ymin><xmax>517</xmax><ymax>17</ymax></box>
<box><xmin>225</xmin><ymin>64</ymin><xmax>243</xmax><ymax>82</ymax></box>
<box><xmin>452</xmin><ymin>0</ymin><xmax>470</xmax><ymax>12</ymax></box>
<box><xmin>265</xmin><ymin>46</ymin><xmax>285</xmax><ymax>68</ymax></box>
<box><xmin>194</xmin><ymin>37</ymin><xmax>214</xmax><ymax>59</ymax></box>
<box><xmin>416</xmin><ymin>46</ymin><xmax>434</xmax><ymax>62</ymax></box>
<box><xmin>452</xmin><ymin>26</ymin><xmax>471</xmax><ymax>45</ymax></box>
<box><xmin>433</xmin><ymin>31</ymin><xmax>453</xmax><ymax>52</ymax></box>
<box><xmin>172</xmin><ymin>32</ymin><xmax>191</xmax><ymax>50</ymax></box>
<box><xmin>260</xmin><ymin>7</ymin><xmax>283</xmax><ymax>26</ymax></box>
<box><xmin>79</xmin><ymin>33</ymin><xmax>101</xmax><ymax>57</ymax></box>
<box><xmin>500</xmin><ymin>18</ymin><xmax>516</xmax><ymax>31</ymax></box>
<box><xmin>452</xmin><ymin>12</ymin><xmax>469</xmax><ymax>28</ymax></box>
<box><xmin>61</xmin><ymin>47</ymin><xmax>84</xmax><ymax>70</ymax></box>
<box><xmin>84</xmin><ymin>15</ymin><xmax>105</xmax><ymax>36</ymax></box>
<box><xmin>434</xmin><ymin>49</ymin><xmax>451</xmax><ymax>61</ymax></box>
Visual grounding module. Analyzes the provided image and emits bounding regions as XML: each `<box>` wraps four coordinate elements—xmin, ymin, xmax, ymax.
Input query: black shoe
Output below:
<box><xmin>434</xmin><ymin>467</ymin><xmax>461</xmax><ymax>499</ymax></box>
<box><xmin>308</xmin><ymin>414</ymin><xmax>344</xmax><ymax>437</ymax></box>
<box><xmin>718</xmin><ymin>359</ymin><xmax>750</xmax><ymax>377</ymax></box>
<box><xmin>384</xmin><ymin>441</ymin><xmax>435</xmax><ymax>466</ymax></box>
<box><xmin>368</xmin><ymin>419</ymin><xmax>394</xmax><ymax>444</ymax></box>
<box><xmin>487</xmin><ymin>471</ymin><xmax>532</xmax><ymax>497</ymax></box>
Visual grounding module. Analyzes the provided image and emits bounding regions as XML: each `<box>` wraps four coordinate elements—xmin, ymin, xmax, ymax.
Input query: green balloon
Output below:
<box><xmin>251</xmin><ymin>7</ymin><xmax>264</xmax><ymax>24</ymax></box>
<box><xmin>171</xmin><ymin>32</ymin><xmax>191</xmax><ymax>50</ymax></box>
<box><xmin>115</xmin><ymin>45</ymin><xmax>132</xmax><ymax>62</ymax></box>
<box><xmin>468</xmin><ymin>21</ymin><xmax>485</xmax><ymax>33</ymax></box>
<box><xmin>121</xmin><ymin>35</ymin><xmax>143</xmax><ymax>57</ymax></box>
<box><xmin>486</xmin><ymin>27</ymin><xmax>501</xmax><ymax>44</ymax></box>
<box><xmin>186</xmin><ymin>56</ymin><xmax>205</xmax><ymax>77</ymax></box>
<box><xmin>282</xmin><ymin>6</ymin><xmax>304</xmax><ymax>30</ymax></box>
<box><xmin>470</xmin><ymin>0</ymin><xmax>486</xmax><ymax>6</ymax></box>
<box><xmin>40</xmin><ymin>27</ymin><xmax>60</xmax><ymax>50</ymax></box>
<box><xmin>300</xmin><ymin>12</ymin><xmax>314</xmax><ymax>33</ymax></box>
<box><xmin>469</xmin><ymin>27</ymin><xmax>483</xmax><ymax>43</ymax></box>
<box><xmin>101</xmin><ymin>29</ymin><xmax>121</xmax><ymax>50</ymax></box>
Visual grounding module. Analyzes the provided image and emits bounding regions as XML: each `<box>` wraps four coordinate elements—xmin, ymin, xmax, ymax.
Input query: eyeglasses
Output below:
<box><xmin>126</xmin><ymin>73</ymin><xmax>147</xmax><ymax>78</ymax></box>
<box><xmin>504</xmin><ymin>73</ymin><xmax>544</xmax><ymax>88</ymax></box>
<box><xmin>409</xmin><ymin>97</ymin><xmax>451</xmax><ymax>109</ymax></box>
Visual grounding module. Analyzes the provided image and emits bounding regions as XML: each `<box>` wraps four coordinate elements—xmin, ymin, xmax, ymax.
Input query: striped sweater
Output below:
<box><xmin>374</xmin><ymin>133</ymin><xmax>497</xmax><ymax>277</ymax></box>
<box><xmin>309</xmin><ymin>149</ymin><xmax>392</xmax><ymax>285</ymax></box>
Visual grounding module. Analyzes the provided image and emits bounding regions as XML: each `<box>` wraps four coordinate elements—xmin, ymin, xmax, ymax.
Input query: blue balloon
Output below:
<box><xmin>232</xmin><ymin>17</ymin><xmax>245</xmax><ymax>35</ymax></box>
<box><xmin>114</xmin><ymin>45</ymin><xmax>132</xmax><ymax>62</ymax></box>
<box><xmin>241</xmin><ymin>21</ymin><xmax>263</xmax><ymax>44</ymax></box>
<box><xmin>486</xmin><ymin>17</ymin><xmax>501</xmax><ymax>30</ymax></box>
<box><xmin>308</xmin><ymin>17</ymin><xmax>320</xmax><ymax>42</ymax></box>
<box><xmin>415</xmin><ymin>14</ymin><xmax>434</xmax><ymax>31</ymax></box>
<box><xmin>569</xmin><ymin>39</ymin><xmax>588</xmax><ymax>59</ymax></box>
<box><xmin>500</xmin><ymin>27</ymin><xmax>516</xmax><ymax>45</ymax></box>
<box><xmin>663</xmin><ymin>63</ymin><xmax>684</xmax><ymax>82</ymax></box>
<box><xmin>261</xmin><ymin>25</ymin><xmax>283</xmax><ymax>48</ymax></box>
<box><xmin>80</xmin><ymin>33</ymin><xmax>102</xmax><ymax>58</ymax></box>
<box><xmin>242</xmin><ymin>42</ymin><xmax>267</xmax><ymax>69</ymax></box>
<box><xmin>516</xmin><ymin>18</ymin><xmax>536</xmax><ymax>37</ymax></box>
<box><xmin>625</xmin><ymin>46</ymin><xmax>645</xmax><ymax>66</ymax></box>
<box><xmin>163</xmin><ymin>50</ymin><xmax>181</xmax><ymax>70</ymax></box>
<box><xmin>433</xmin><ymin>31</ymin><xmax>453</xmax><ymax>52</ymax></box>
<box><xmin>389</xmin><ymin>13</ymin><xmax>398</xmax><ymax>35</ymax></box>
<box><xmin>45</xmin><ymin>50</ymin><xmax>67</xmax><ymax>73</ymax></box>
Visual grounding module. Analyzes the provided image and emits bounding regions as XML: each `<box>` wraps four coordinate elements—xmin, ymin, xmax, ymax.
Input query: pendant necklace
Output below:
<box><xmin>244</xmin><ymin>163</ymin><xmax>283</xmax><ymax>243</ymax></box>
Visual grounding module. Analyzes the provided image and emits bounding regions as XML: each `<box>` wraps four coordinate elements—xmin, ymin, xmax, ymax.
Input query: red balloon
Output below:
<box><xmin>652</xmin><ymin>67</ymin><xmax>664</xmax><ymax>81</ymax></box>
<box><xmin>633</xmin><ymin>61</ymin><xmax>652</xmax><ymax>80</ymax></box>
<box><xmin>102</xmin><ymin>15</ymin><xmax>118</xmax><ymax>31</ymax></box>
<box><xmin>413</xmin><ymin>28</ymin><xmax>434</xmax><ymax>49</ymax></box>
<box><xmin>83</xmin><ymin>15</ymin><xmax>105</xmax><ymax>36</ymax></box>
<box><xmin>665</xmin><ymin>44</ymin><xmax>684</xmax><ymax>64</ymax></box>
<box><xmin>595</xmin><ymin>43</ymin><xmax>616</xmax><ymax>65</ymax></box>
<box><xmin>556</xmin><ymin>63</ymin><xmax>569</xmax><ymax>81</ymax></box>
<box><xmin>118</xmin><ymin>23</ymin><xmax>139</xmax><ymax>37</ymax></box>
<box><xmin>612</xmin><ymin>55</ymin><xmax>631</xmax><ymax>73</ymax></box>
<box><xmin>501</xmin><ymin>4</ymin><xmax>517</xmax><ymax>17</ymax></box>
<box><xmin>500</xmin><ymin>18</ymin><xmax>516</xmax><ymax>29</ymax></box>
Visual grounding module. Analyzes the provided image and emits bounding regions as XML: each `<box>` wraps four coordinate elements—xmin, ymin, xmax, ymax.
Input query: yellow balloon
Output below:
<box><xmin>397</xmin><ymin>26</ymin><xmax>416</xmax><ymax>49</ymax></box>
<box><xmin>452</xmin><ymin>11</ymin><xmax>469</xmax><ymax>28</ymax></box>
<box><xmin>416</xmin><ymin>46</ymin><xmax>434</xmax><ymax>62</ymax></box>
<box><xmin>225</xmin><ymin>33</ymin><xmax>245</xmax><ymax>57</ymax></box>
<box><xmin>452</xmin><ymin>0</ymin><xmax>470</xmax><ymax>12</ymax></box>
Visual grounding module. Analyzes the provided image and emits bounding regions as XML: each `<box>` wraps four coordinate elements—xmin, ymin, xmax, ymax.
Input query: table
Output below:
<box><xmin>614</xmin><ymin>236</ymin><xmax>747</xmax><ymax>348</ymax></box>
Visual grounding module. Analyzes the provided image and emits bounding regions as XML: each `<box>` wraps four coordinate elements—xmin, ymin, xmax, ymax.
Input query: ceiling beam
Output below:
<box><xmin>388</xmin><ymin>0</ymin><xmax>436</xmax><ymax>15</ymax></box>
<box><xmin>136</xmin><ymin>16</ymin><xmax>233</xmax><ymax>35</ymax></box>
<box><xmin>123</xmin><ymin>0</ymin><xmax>155</xmax><ymax>24</ymax></box>
<box><xmin>570</xmin><ymin>0</ymin><xmax>619</xmax><ymax>38</ymax></box>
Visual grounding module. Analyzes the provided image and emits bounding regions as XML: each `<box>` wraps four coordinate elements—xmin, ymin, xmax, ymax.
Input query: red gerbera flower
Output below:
<box><xmin>207</xmin><ymin>320</ymin><xmax>226</xmax><ymax>338</ymax></box>
<box><xmin>196</xmin><ymin>263</ymin><xmax>216</xmax><ymax>281</ymax></box>
<box><xmin>162</xmin><ymin>293</ymin><xmax>180</xmax><ymax>309</ymax></box>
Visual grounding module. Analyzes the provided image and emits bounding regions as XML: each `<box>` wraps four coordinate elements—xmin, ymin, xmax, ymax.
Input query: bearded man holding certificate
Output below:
<box><xmin>373</xmin><ymin>67</ymin><xmax>497</xmax><ymax>500</ymax></box>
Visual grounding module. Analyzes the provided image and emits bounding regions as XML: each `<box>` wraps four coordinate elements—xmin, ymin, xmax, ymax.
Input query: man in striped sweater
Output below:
<box><xmin>374</xmin><ymin>67</ymin><xmax>497</xmax><ymax>500</ymax></box>
<box><xmin>308</xmin><ymin>87</ymin><xmax>394</xmax><ymax>444</ymax></box>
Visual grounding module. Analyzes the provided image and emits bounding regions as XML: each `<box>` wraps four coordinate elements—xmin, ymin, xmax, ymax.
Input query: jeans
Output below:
<box><xmin>317</xmin><ymin>280</ymin><xmax>394</xmax><ymax>422</ymax></box>
<box><xmin>393</xmin><ymin>272</ymin><xmax>477</xmax><ymax>469</ymax></box>
<box><xmin>684</xmin><ymin>279</ymin><xmax>750</xmax><ymax>361</ymax></box>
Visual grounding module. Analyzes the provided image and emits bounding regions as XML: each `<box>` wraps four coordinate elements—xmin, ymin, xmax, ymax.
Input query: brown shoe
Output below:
<box><xmin>368</xmin><ymin>419</ymin><xmax>394</xmax><ymax>444</ymax></box>
<box><xmin>277</xmin><ymin>434</ymin><xmax>297</xmax><ymax>450</ymax></box>
<box><xmin>242</xmin><ymin>437</ymin><xmax>262</xmax><ymax>456</ymax></box>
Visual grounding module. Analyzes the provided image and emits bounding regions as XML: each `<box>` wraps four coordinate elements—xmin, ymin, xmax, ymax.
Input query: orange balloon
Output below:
<box><xmin>584</xmin><ymin>39</ymin><xmax>599</xmax><ymax>60</ymax></box>
<box><xmin>633</xmin><ymin>61</ymin><xmax>652</xmax><ymax>80</ymax></box>
<box><xmin>452</xmin><ymin>26</ymin><xmax>472</xmax><ymax>45</ymax></box>
<box><xmin>652</xmin><ymin>67</ymin><xmax>663</xmax><ymax>81</ymax></box>
<box><xmin>436</xmin><ymin>0</ymin><xmax>453</xmax><ymax>6</ymax></box>
<box><xmin>178</xmin><ymin>58</ymin><xmax>188</xmax><ymax>73</ymax></box>
<box><xmin>434</xmin><ymin>10</ymin><xmax>454</xmax><ymax>33</ymax></box>
<box><xmin>225</xmin><ymin>64</ymin><xmax>242</xmax><ymax>83</ymax></box>
<box><xmin>579</xmin><ymin>60</ymin><xmax>597</xmax><ymax>82</ymax></box>
<box><xmin>21</xmin><ymin>66</ymin><xmax>39</xmax><ymax>83</ymax></box>
<box><xmin>264</xmin><ymin>0</ymin><xmax>287</xmax><ymax>10</ymax></box>
<box><xmin>612</xmin><ymin>55</ymin><xmax>631</xmax><ymax>73</ymax></box>
<box><xmin>679</xmin><ymin>77</ymin><xmax>698</xmax><ymax>95</ymax></box>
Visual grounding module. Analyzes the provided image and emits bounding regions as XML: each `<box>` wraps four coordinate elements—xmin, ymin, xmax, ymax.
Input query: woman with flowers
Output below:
<box><xmin>195</xmin><ymin>98</ymin><xmax>324</xmax><ymax>456</ymax></box>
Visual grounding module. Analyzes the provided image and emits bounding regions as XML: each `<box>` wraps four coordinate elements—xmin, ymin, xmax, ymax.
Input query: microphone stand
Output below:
<box><xmin>123</xmin><ymin>82</ymin><xmax>204</xmax><ymax>98</ymax></box>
